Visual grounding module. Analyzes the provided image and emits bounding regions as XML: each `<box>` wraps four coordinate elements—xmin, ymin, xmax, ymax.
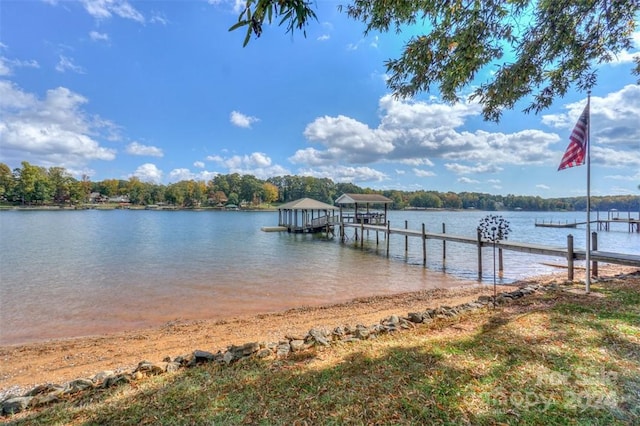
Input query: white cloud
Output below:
<box><xmin>293</xmin><ymin>87</ymin><xmax>639</xmax><ymax>182</ymax></box>
<box><xmin>397</xmin><ymin>158</ymin><xmax>434</xmax><ymax>167</ymax></box>
<box><xmin>346</xmin><ymin>38</ymin><xmax>366</xmax><ymax>51</ymax></box>
<box><xmin>221</xmin><ymin>152</ymin><xmax>272</xmax><ymax>168</ymax></box>
<box><xmin>214</xmin><ymin>0</ymin><xmax>246</xmax><ymax>14</ymax></box>
<box><xmin>230</xmin><ymin>110</ymin><xmax>259</xmax><ymax>128</ymax></box>
<box><xmin>458</xmin><ymin>177</ymin><xmax>480</xmax><ymax>184</ymax></box>
<box><xmin>80</xmin><ymin>0</ymin><xmax>145</xmax><ymax>23</ymax></box>
<box><xmin>56</xmin><ymin>55</ymin><xmax>85</xmax><ymax>74</ymax></box>
<box><xmin>132</xmin><ymin>163</ymin><xmax>163</xmax><ymax>183</ymax></box>
<box><xmin>193</xmin><ymin>161</ymin><xmax>205</xmax><ymax>168</ymax></box>
<box><xmin>591</xmin><ymin>145</ymin><xmax>640</xmax><ymax>168</ymax></box>
<box><xmin>413</xmin><ymin>169</ymin><xmax>436</xmax><ymax>177</ymax></box>
<box><xmin>299</xmin><ymin>114</ymin><xmax>395</xmax><ymax>163</ymax></box>
<box><xmin>292</xmin><ymin>95</ymin><xmax>561</xmax><ymax>170</ymax></box>
<box><xmin>168</xmin><ymin>168</ymin><xmax>217</xmax><ymax>182</ymax></box>
<box><xmin>0</xmin><ymin>59</ymin><xmax>10</xmax><ymax>76</ymax></box>
<box><xmin>536</xmin><ymin>184</ymin><xmax>550</xmax><ymax>190</ymax></box>
<box><xmin>321</xmin><ymin>22</ymin><xmax>333</xmax><ymax>31</ymax></box>
<box><xmin>607</xmin><ymin>31</ymin><xmax>640</xmax><ymax>65</ymax></box>
<box><xmin>317</xmin><ymin>35</ymin><xmax>330</xmax><ymax>41</ymax></box>
<box><xmin>298</xmin><ymin>165</ymin><xmax>388</xmax><ymax>183</ymax></box>
<box><xmin>542</xmin><ymin>85</ymin><xmax>640</xmax><ymax>166</ymax></box>
<box><xmin>0</xmin><ymin>54</ymin><xmax>39</xmax><ymax>76</ymax></box>
<box><xmin>125</xmin><ymin>142</ymin><xmax>163</xmax><ymax>157</ymax></box>
<box><xmin>604</xmin><ymin>170</ymin><xmax>640</xmax><ymax>181</ymax></box>
<box><xmin>444</xmin><ymin>163</ymin><xmax>503</xmax><ymax>175</ymax></box>
<box><xmin>150</xmin><ymin>12</ymin><xmax>168</xmax><ymax>25</ymax></box>
<box><xmin>207</xmin><ymin>152</ymin><xmax>290</xmax><ymax>179</ymax></box>
<box><xmin>0</xmin><ymin>81</ymin><xmax>117</xmax><ymax>169</ymax></box>
<box><xmin>89</xmin><ymin>31</ymin><xmax>109</xmax><ymax>41</ymax></box>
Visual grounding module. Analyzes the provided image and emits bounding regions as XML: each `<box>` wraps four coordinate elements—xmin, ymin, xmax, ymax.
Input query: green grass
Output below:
<box><xmin>6</xmin><ymin>277</ymin><xmax>640</xmax><ymax>425</ymax></box>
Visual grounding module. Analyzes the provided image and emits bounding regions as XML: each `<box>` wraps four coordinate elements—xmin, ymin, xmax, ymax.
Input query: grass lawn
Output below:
<box><xmin>5</xmin><ymin>276</ymin><xmax>639</xmax><ymax>425</ymax></box>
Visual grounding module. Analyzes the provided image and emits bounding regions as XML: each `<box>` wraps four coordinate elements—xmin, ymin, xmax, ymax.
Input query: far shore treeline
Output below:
<box><xmin>1</xmin><ymin>161</ymin><xmax>638</xmax><ymax>212</ymax></box>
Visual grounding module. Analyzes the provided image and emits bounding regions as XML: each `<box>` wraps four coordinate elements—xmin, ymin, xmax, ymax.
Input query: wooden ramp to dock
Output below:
<box><xmin>341</xmin><ymin>221</ymin><xmax>640</xmax><ymax>280</ymax></box>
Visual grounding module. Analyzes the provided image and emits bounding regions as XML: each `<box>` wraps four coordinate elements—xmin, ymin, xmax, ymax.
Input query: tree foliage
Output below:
<box><xmin>229</xmin><ymin>0</ymin><xmax>318</xmax><ymax>47</ymax></box>
<box><xmin>1</xmin><ymin>162</ymin><xmax>637</xmax><ymax>211</ymax></box>
<box><xmin>231</xmin><ymin>0</ymin><xmax>639</xmax><ymax>121</ymax></box>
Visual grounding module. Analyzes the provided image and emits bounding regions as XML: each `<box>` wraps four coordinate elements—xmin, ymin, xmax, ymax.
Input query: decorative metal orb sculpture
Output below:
<box><xmin>478</xmin><ymin>215</ymin><xmax>511</xmax><ymax>307</ymax></box>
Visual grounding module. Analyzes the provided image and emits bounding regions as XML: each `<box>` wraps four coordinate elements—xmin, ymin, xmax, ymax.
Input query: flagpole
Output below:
<box><xmin>585</xmin><ymin>92</ymin><xmax>591</xmax><ymax>293</ymax></box>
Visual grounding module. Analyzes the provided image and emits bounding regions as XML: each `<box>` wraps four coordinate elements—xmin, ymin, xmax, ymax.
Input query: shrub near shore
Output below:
<box><xmin>3</xmin><ymin>271</ymin><xmax>639</xmax><ymax>425</ymax></box>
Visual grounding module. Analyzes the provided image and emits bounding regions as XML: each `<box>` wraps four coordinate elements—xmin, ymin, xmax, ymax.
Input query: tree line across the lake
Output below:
<box><xmin>1</xmin><ymin>161</ymin><xmax>638</xmax><ymax>212</ymax></box>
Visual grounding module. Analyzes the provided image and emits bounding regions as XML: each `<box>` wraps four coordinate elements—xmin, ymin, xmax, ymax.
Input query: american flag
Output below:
<box><xmin>558</xmin><ymin>103</ymin><xmax>589</xmax><ymax>171</ymax></box>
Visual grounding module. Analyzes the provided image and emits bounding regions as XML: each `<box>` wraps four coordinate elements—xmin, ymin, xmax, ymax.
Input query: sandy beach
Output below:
<box><xmin>1</xmin><ymin>264</ymin><xmax>636</xmax><ymax>399</ymax></box>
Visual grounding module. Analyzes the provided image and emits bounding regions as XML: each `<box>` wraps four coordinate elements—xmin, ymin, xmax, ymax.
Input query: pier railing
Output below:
<box><xmin>340</xmin><ymin>221</ymin><xmax>640</xmax><ymax>281</ymax></box>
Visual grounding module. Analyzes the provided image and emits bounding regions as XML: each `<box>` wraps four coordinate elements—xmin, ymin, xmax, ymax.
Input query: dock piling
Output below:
<box><xmin>404</xmin><ymin>220</ymin><xmax>408</xmax><ymax>253</ymax></box>
<box><xmin>567</xmin><ymin>234</ymin><xmax>574</xmax><ymax>281</ymax></box>
<box><xmin>591</xmin><ymin>231</ymin><xmax>598</xmax><ymax>277</ymax></box>
<box><xmin>477</xmin><ymin>229</ymin><xmax>482</xmax><ymax>281</ymax></box>
<box><xmin>422</xmin><ymin>223</ymin><xmax>426</xmax><ymax>266</ymax></box>
<box><xmin>386</xmin><ymin>221</ymin><xmax>390</xmax><ymax>257</ymax></box>
<box><xmin>442</xmin><ymin>223</ymin><xmax>446</xmax><ymax>261</ymax></box>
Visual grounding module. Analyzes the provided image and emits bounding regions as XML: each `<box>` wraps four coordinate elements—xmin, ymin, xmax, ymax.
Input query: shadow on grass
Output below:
<box><xmin>10</xmin><ymin>280</ymin><xmax>640</xmax><ymax>425</ymax></box>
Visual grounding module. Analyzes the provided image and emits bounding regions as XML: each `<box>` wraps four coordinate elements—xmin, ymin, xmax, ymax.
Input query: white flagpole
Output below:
<box><xmin>585</xmin><ymin>92</ymin><xmax>591</xmax><ymax>293</ymax></box>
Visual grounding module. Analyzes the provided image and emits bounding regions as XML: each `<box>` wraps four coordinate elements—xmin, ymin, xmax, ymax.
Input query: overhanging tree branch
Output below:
<box><xmin>230</xmin><ymin>0</ymin><xmax>640</xmax><ymax>122</ymax></box>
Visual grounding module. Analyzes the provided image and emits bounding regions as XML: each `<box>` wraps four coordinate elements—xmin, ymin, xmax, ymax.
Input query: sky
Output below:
<box><xmin>0</xmin><ymin>1</ymin><xmax>639</xmax><ymax>198</ymax></box>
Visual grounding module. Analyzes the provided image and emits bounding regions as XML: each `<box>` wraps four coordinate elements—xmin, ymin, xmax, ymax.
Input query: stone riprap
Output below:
<box><xmin>1</xmin><ymin>284</ymin><xmax>544</xmax><ymax>416</ymax></box>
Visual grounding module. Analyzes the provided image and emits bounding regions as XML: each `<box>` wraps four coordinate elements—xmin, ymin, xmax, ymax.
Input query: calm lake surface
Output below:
<box><xmin>1</xmin><ymin>209</ymin><xmax>638</xmax><ymax>345</ymax></box>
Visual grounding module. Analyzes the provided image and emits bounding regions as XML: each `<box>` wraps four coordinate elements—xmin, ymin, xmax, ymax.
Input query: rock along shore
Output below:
<box><xmin>2</xmin><ymin>283</ymin><xmax>544</xmax><ymax>416</ymax></box>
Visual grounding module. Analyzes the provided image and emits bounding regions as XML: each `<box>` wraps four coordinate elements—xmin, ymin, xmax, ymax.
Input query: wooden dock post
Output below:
<box><xmin>422</xmin><ymin>223</ymin><xmax>426</xmax><ymax>266</ymax></box>
<box><xmin>591</xmin><ymin>231</ymin><xmax>598</xmax><ymax>277</ymax></box>
<box><xmin>442</xmin><ymin>223</ymin><xmax>446</xmax><ymax>261</ymax></box>
<box><xmin>360</xmin><ymin>221</ymin><xmax>364</xmax><ymax>249</ymax></box>
<box><xmin>404</xmin><ymin>220</ymin><xmax>409</xmax><ymax>253</ymax></box>
<box><xmin>477</xmin><ymin>229</ymin><xmax>483</xmax><ymax>280</ymax></box>
<box><xmin>498</xmin><ymin>247</ymin><xmax>503</xmax><ymax>273</ymax></box>
<box><xmin>567</xmin><ymin>234</ymin><xmax>574</xmax><ymax>281</ymax></box>
<box><xmin>386</xmin><ymin>221</ymin><xmax>391</xmax><ymax>257</ymax></box>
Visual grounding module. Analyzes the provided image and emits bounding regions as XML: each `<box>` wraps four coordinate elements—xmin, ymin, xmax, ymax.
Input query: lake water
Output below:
<box><xmin>1</xmin><ymin>209</ymin><xmax>638</xmax><ymax>345</ymax></box>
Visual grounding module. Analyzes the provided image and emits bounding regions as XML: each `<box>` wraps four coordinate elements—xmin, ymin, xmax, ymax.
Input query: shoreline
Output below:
<box><xmin>1</xmin><ymin>265</ymin><xmax>636</xmax><ymax>399</ymax></box>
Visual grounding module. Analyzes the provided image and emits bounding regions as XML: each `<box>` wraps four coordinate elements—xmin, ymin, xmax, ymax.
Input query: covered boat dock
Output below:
<box><xmin>335</xmin><ymin>193</ymin><xmax>393</xmax><ymax>225</ymax></box>
<box><xmin>276</xmin><ymin>198</ymin><xmax>339</xmax><ymax>233</ymax></box>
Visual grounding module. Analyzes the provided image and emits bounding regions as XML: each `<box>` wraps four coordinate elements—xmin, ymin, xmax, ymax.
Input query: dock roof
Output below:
<box><xmin>335</xmin><ymin>193</ymin><xmax>393</xmax><ymax>205</ymax></box>
<box><xmin>277</xmin><ymin>198</ymin><xmax>338</xmax><ymax>210</ymax></box>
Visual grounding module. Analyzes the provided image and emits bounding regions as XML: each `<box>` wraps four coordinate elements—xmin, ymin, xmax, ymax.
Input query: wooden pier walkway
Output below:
<box><xmin>341</xmin><ymin>221</ymin><xmax>640</xmax><ymax>280</ymax></box>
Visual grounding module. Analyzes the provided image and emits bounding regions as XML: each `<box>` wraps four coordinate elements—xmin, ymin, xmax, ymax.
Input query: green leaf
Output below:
<box><xmin>243</xmin><ymin>29</ymin><xmax>251</xmax><ymax>47</ymax></box>
<box><xmin>228</xmin><ymin>20</ymin><xmax>249</xmax><ymax>32</ymax></box>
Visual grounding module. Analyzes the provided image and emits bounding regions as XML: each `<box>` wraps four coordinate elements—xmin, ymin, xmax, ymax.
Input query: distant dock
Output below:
<box><xmin>535</xmin><ymin>220</ymin><xmax>579</xmax><ymax>228</ymax></box>
<box><xmin>535</xmin><ymin>210</ymin><xmax>640</xmax><ymax>233</ymax></box>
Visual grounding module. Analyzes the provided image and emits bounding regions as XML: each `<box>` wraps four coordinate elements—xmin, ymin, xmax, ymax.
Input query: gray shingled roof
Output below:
<box><xmin>334</xmin><ymin>193</ymin><xmax>392</xmax><ymax>205</ymax></box>
<box><xmin>277</xmin><ymin>198</ymin><xmax>338</xmax><ymax>210</ymax></box>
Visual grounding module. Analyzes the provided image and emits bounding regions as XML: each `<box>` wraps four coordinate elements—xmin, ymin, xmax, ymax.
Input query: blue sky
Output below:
<box><xmin>1</xmin><ymin>0</ymin><xmax>639</xmax><ymax>198</ymax></box>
